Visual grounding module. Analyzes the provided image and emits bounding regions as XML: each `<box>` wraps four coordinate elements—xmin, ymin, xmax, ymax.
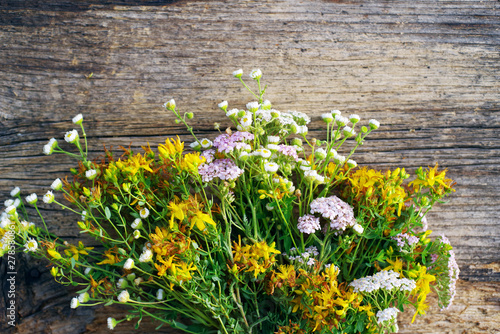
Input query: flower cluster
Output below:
<box><xmin>1</xmin><ymin>69</ymin><xmax>458</xmax><ymax>334</ymax></box>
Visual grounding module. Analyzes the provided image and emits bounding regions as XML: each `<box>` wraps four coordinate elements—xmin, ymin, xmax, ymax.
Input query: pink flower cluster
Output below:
<box><xmin>440</xmin><ymin>235</ymin><xmax>460</xmax><ymax>310</ymax></box>
<box><xmin>392</xmin><ymin>233</ymin><xmax>419</xmax><ymax>251</ymax></box>
<box><xmin>198</xmin><ymin>159</ymin><xmax>243</xmax><ymax>183</ymax></box>
<box><xmin>213</xmin><ymin>131</ymin><xmax>254</xmax><ymax>154</ymax></box>
<box><xmin>297</xmin><ymin>214</ymin><xmax>321</xmax><ymax>234</ymax></box>
<box><xmin>277</xmin><ymin>144</ymin><xmax>299</xmax><ymax>162</ymax></box>
<box><xmin>309</xmin><ymin>196</ymin><xmax>357</xmax><ymax>232</ymax></box>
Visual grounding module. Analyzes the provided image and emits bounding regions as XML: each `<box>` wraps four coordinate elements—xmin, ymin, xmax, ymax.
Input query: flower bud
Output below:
<box><xmin>43</xmin><ymin>190</ymin><xmax>55</xmax><ymax>204</ymax></box>
<box><xmin>26</xmin><ymin>193</ymin><xmax>37</xmax><ymax>205</ymax></box>
<box><xmin>72</xmin><ymin>114</ymin><xmax>83</xmax><ymax>125</ymax></box>
<box><xmin>321</xmin><ymin>113</ymin><xmax>333</xmax><ymax>123</ymax></box>
<box><xmin>314</xmin><ymin>148</ymin><xmax>327</xmax><ymax>160</ymax></box>
<box><xmin>164</xmin><ymin>99</ymin><xmax>176</xmax><ymax>111</ymax></box>
<box><xmin>218</xmin><ymin>101</ymin><xmax>228</xmax><ymax>111</ymax></box>
<box><xmin>261</xmin><ymin>100</ymin><xmax>272</xmax><ymax>110</ymax></box>
<box><xmin>232</xmin><ymin>69</ymin><xmax>243</xmax><ymax>78</ymax></box>
<box><xmin>186</xmin><ymin>112</ymin><xmax>194</xmax><ymax>119</ymax></box>
<box><xmin>369</xmin><ymin>119</ymin><xmax>380</xmax><ymax>130</ymax></box>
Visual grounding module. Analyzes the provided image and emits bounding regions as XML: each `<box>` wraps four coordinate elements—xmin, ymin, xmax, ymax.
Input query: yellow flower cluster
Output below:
<box><xmin>408</xmin><ymin>264</ymin><xmax>436</xmax><ymax>323</ymax></box>
<box><xmin>346</xmin><ymin>167</ymin><xmax>409</xmax><ymax>220</ymax></box>
<box><xmin>232</xmin><ymin>237</ymin><xmax>280</xmax><ymax>278</ymax></box>
<box><xmin>409</xmin><ymin>164</ymin><xmax>455</xmax><ymax>196</ymax></box>
<box><xmin>290</xmin><ymin>265</ymin><xmax>360</xmax><ymax>332</ymax></box>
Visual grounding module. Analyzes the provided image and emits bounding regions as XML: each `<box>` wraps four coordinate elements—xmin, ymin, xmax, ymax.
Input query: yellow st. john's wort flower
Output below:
<box><xmin>97</xmin><ymin>247</ymin><xmax>121</xmax><ymax>265</ymax></box>
<box><xmin>191</xmin><ymin>211</ymin><xmax>216</xmax><ymax>231</ymax></box>
<box><xmin>115</xmin><ymin>153</ymin><xmax>154</xmax><ymax>176</ymax></box>
<box><xmin>64</xmin><ymin>241</ymin><xmax>94</xmax><ymax>261</ymax></box>
<box><xmin>383</xmin><ymin>257</ymin><xmax>404</xmax><ymax>275</ymax></box>
<box><xmin>232</xmin><ymin>236</ymin><xmax>280</xmax><ymax>278</ymax></box>
<box><xmin>408</xmin><ymin>264</ymin><xmax>436</xmax><ymax>298</ymax></box>
<box><xmin>409</xmin><ymin>164</ymin><xmax>455</xmax><ymax>195</ymax></box>
<box><xmin>179</xmin><ymin>152</ymin><xmax>205</xmax><ymax>173</ymax></box>
<box><xmin>158</xmin><ymin>136</ymin><xmax>184</xmax><ymax>159</ymax></box>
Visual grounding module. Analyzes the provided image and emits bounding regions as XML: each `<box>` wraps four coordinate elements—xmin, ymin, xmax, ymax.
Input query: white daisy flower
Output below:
<box><xmin>261</xmin><ymin>100</ymin><xmax>272</xmax><ymax>110</ymax></box>
<box><xmin>24</xmin><ymin>238</ymin><xmax>38</xmax><ymax>252</ymax></box>
<box><xmin>131</xmin><ymin>218</ymin><xmax>142</xmax><ymax>229</ymax></box>
<box><xmin>349</xmin><ymin>114</ymin><xmax>360</xmax><ymax>124</ymax></box>
<box><xmin>226</xmin><ymin>108</ymin><xmax>239</xmax><ymax>118</ymax></box>
<box><xmin>347</xmin><ymin>159</ymin><xmax>357</xmax><ymax>168</ymax></box>
<box><xmin>64</xmin><ymin>129</ymin><xmax>79</xmax><ymax>144</ymax></box>
<box><xmin>353</xmin><ymin>224</ymin><xmax>364</xmax><ymax>235</ymax></box>
<box><xmin>4</xmin><ymin>199</ymin><xmax>14</xmax><ymax>207</ymax></box>
<box><xmin>48</xmin><ymin>138</ymin><xmax>58</xmax><ymax>148</ymax></box>
<box><xmin>156</xmin><ymin>289</ymin><xmax>164</xmax><ymax>300</ymax></box>
<box><xmin>85</xmin><ymin>169</ymin><xmax>97</xmax><ymax>180</ymax></box>
<box><xmin>267</xmin><ymin>135</ymin><xmax>280</xmax><ymax>144</ymax></box>
<box><xmin>163</xmin><ymin>99</ymin><xmax>176</xmax><ymax>111</ymax></box>
<box><xmin>232</xmin><ymin>69</ymin><xmax>243</xmax><ymax>78</ymax></box>
<box><xmin>139</xmin><ymin>208</ymin><xmax>149</xmax><ymax>219</ymax></box>
<box><xmin>70</xmin><ymin>297</ymin><xmax>80</xmax><ymax>309</ymax></box>
<box><xmin>218</xmin><ymin>101</ymin><xmax>228</xmax><ymax>110</ymax></box>
<box><xmin>78</xmin><ymin>292</ymin><xmax>90</xmax><ymax>303</ymax></box>
<box><xmin>264</xmin><ymin>162</ymin><xmax>279</xmax><ymax>173</ymax></box>
<box><xmin>107</xmin><ymin>317</ymin><xmax>118</xmax><ymax>330</ymax></box>
<box><xmin>10</xmin><ymin>187</ymin><xmax>20</xmax><ymax>197</ymax></box>
<box><xmin>72</xmin><ymin>114</ymin><xmax>83</xmax><ymax>125</ymax></box>
<box><xmin>133</xmin><ymin>230</ymin><xmax>141</xmax><ymax>239</ymax></box>
<box><xmin>343</xmin><ymin>126</ymin><xmax>356</xmax><ymax>137</ymax></box>
<box><xmin>51</xmin><ymin>178</ymin><xmax>63</xmax><ymax>191</ymax></box>
<box><xmin>200</xmin><ymin>138</ymin><xmax>213</xmax><ymax>149</ymax></box>
<box><xmin>238</xmin><ymin>114</ymin><xmax>253</xmax><ymax>129</ymax></box>
<box><xmin>249</xmin><ymin>69</ymin><xmax>262</xmax><ymax>80</ymax></box>
<box><xmin>189</xmin><ymin>141</ymin><xmax>201</xmax><ymax>150</ymax></box>
<box><xmin>26</xmin><ymin>193</ymin><xmax>37</xmax><ymax>205</ymax></box>
<box><xmin>43</xmin><ymin>144</ymin><xmax>53</xmax><ymax>155</ymax></box>
<box><xmin>117</xmin><ymin>290</ymin><xmax>130</xmax><ymax>303</ymax></box>
<box><xmin>139</xmin><ymin>249</ymin><xmax>153</xmax><ymax>262</ymax></box>
<box><xmin>314</xmin><ymin>148</ymin><xmax>327</xmax><ymax>160</ymax></box>
<box><xmin>123</xmin><ymin>259</ymin><xmax>134</xmax><ymax>270</ymax></box>
<box><xmin>246</xmin><ymin>101</ymin><xmax>259</xmax><ymax>112</ymax></box>
<box><xmin>321</xmin><ymin>113</ymin><xmax>334</xmax><ymax>123</ymax></box>
<box><xmin>369</xmin><ymin>119</ymin><xmax>380</xmax><ymax>130</ymax></box>
<box><xmin>43</xmin><ymin>190</ymin><xmax>55</xmax><ymax>204</ymax></box>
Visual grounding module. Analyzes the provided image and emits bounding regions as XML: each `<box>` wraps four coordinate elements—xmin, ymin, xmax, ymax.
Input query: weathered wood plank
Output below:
<box><xmin>1</xmin><ymin>0</ymin><xmax>499</xmax><ymax>332</ymax></box>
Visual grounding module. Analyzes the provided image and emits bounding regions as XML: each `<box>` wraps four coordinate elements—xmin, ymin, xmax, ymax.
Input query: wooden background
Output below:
<box><xmin>1</xmin><ymin>0</ymin><xmax>499</xmax><ymax>333</ymax></box>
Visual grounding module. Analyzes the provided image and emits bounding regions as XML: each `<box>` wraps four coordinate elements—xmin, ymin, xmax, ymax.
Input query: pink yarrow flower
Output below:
<box><xmin>309</xmin><ymin>196</ymin><xmax>356</xmax><ymax>233</ymax></box>
<box><xmin>213</xmin><ymin>131</ymin><xmax>254</xmax><ymax>154</ymax></box>
<box><xmin>198</xmin><ymin>159</ymin><xmax>244</xmax><ymax>183</ymax></box>
<box><xmin>297</xmin><ymin>214</ymin><xmax>321</xmax><ymax>234</ymax></box>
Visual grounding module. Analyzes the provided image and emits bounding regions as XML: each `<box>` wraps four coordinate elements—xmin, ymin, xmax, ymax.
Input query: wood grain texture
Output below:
<box><xmin>0</xmin><ymin>0</ymin><xmax>499</xmax><ymax>332</ymax></box>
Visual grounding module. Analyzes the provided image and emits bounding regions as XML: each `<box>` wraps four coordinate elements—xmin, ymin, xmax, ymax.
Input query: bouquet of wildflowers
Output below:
<box><xmin>1</xmin><ymin>69</ymin><xmax>459</xmax><ymax>334</ymax></box>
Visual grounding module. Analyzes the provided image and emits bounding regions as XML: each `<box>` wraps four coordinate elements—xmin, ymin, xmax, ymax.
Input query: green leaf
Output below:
<box><xmin>70</xmin><ymin>257</ymin><xmax>76</xmax><ymax>269</ymax></box>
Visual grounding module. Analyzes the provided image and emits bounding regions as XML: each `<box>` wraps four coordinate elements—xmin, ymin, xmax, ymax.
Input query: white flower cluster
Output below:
<box><xmin>376</xmin><ymin>307</ymin><xmax>399</xmax><ymax>325</ymax></box>
<box><xmin>349</xmin><ymin>270</ymin><xmax>416</xmax><ymax>294</ymax></box>
<box><xmin>284</xmin><ymin>246</ymin><xmax>320</xmax><ymax>266</ymax></box>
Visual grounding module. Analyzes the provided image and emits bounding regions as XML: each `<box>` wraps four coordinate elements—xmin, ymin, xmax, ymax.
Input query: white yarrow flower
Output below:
<box><xmin>43</xmin><ymin>190</ymin><xmax>55</xmax><ymax>204</ymax></box>
<box><xmin>64</xmin><ymin>129</ymin><xmax>79</xmax><ymax>144</ymax></box>
<box><xmin>72</xmin><ymin>114</ymin><xmax>83</xmax><ymax>125</ymax></box>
